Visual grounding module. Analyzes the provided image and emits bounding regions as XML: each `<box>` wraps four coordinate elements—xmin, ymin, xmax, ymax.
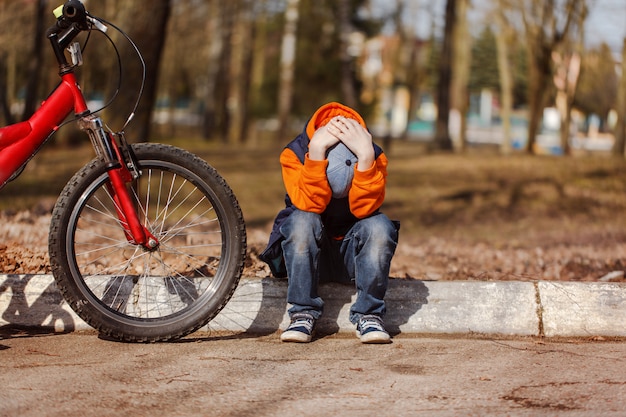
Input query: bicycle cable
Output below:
<box><xmin>58</xmin><ymin>15</ymin><xmax>135</xmax><ymax>131</ymax></box>
<box><xmin>84</xmin><ymin>25</ymin><xmax>123</xmax><ymax>116</ymax></box>
<box><xmin>88</xmin><ymin>13</ymin><xmax>146</xmax><ymax>132</ymax></box>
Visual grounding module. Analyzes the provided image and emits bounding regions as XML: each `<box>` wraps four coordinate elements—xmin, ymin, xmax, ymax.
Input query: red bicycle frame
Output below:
<box><xmin>0</xmin><ymin>72</ymin><xmax>86</xmax><ymax>187</ymax></box>
<box><xmin>0</xmin><ymin>30</ymin><xmax>158</xmax><ymax>250</ymax></box>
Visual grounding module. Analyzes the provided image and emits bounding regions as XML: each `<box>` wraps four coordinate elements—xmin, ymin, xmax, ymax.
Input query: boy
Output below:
<box><xmin>260</xmin><ymin>102</ymin><xmax>398</xmax><ymax>343</ymax></box>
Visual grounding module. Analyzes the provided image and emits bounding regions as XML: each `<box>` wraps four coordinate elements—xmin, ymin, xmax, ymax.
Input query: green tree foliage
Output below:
<box><xmin>469</xmin><ymin>25</ymin><xmax>529</xmax><ymax>108</ymax></box>
<box><xmin>574</xmin><ymin>42</ymin><xmax>618</xmax><ymax>120</ymax></box>
<box><xmin>469</xmin><ymin>26</ymin><xmax>500</xmax><ymax>93</ymax></box>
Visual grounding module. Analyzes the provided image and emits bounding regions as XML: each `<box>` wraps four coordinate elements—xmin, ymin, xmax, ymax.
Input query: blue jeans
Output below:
<box><xmin>279</xmin><ymin>209</ymin><xmax>398</xmax><ymax>324</ymax></box>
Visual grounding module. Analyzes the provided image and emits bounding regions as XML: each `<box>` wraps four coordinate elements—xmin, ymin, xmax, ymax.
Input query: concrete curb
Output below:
<box><xmin>1</xmin><ymin>274</ymin><xmax>625</xmax><ymax>337</ymax></box>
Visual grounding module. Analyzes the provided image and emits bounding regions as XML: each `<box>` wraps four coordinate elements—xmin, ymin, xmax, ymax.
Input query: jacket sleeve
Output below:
<box><xmin>280</xmin><ymin>148</ymin><xmax>333</xmax><ymax>214</ymax></box>
<box><xmin>349</xmin><ymin>152</ymin><xmax>388</xmax><ymax>219</ymax></box>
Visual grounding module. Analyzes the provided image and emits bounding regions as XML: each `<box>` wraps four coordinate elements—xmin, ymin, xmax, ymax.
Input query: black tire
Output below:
<box><xmin>49</xmin><ymin>143</ymin><xmax>246</xmax><ymax>342</ymax></box>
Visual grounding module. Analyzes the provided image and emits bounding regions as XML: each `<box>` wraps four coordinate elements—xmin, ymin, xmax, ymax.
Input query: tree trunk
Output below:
<box><xmin>227</xmin><ymin>1</ymin><xmax>255</xmax><ymax>144</ymax></box>
<box><xmin>0</xmin><ymin>52</ymin><xmax>14</xmax><ymax>125</ymax></box>
<box><xmin>521</xmin><ymin>0</ymin><xmax>586</xmax><ymax>154</ymax></box>
<box><xmin>106</xmin><ymin>0</ymin><xmax>171</xmax><ymax>142</ymax></box>
<box><xmin>203</xmin><ymin>1</ymin><xmax>224</xmax><ymax>140</ymax></box>
<box><xmin>405</xmin><ymin>39</ymin><xmax>421</xmax><ymax>141</ymax></box>
<box><xmin>554</xmin><ymin>52</ymin><xmax>580</xmax><ymax>155</ymax></box>
<box><xmin>614</xmin><ymin>38</ymin><xmax>626</xmax><ymax>156</ymax></box>
<box><xmin>338</xmin><ymin>0</ymin><xmax>357</xmax><ymax>108</ymax></box>
<box><xmin>21</xmin><ymin>0</ymin><xmax>46</xmax><ymax>120</ymax></box>
<box><xmin>433</xmin><ymin>0</ymin><xmax>455</xmax><ymax>151</ymax></box>
<box><xmin>495</xmin><ymin>1</ymin><xmax>514</xmax><ymax>155</ymax></box>
<box><xmin>250</xmin><ymin>2</ymin><xmax>268</xmax><ymax>141</ymax></box>
<box><xmin>450</xmin><ymin>0</ymin><xmax>470</xmax><ymax>151</ymax></box>
<box><xmin>525</xmin><ymin>43</ymin><xmax>551</xmax><ymax>154</ymax></box>
<box><xmin>237</xmin><ymin>18</ymin><xmax>255</xmax><ymax>144</ymax></box>
<box><xmin>276</xmin><ymin>0</ymin><xmax>300</xmax><ymax>142</ymax></box>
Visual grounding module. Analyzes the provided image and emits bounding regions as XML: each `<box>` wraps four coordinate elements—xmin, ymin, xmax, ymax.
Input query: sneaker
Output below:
<box><xmin>356</xmin><ymin>314</ymin><xmax>391</xmax><ymax>344</ymax></box>
<box><xmin>280</xmin><ymin>313</ymin><xmax>316</xmax><ymax>343</ymax></box>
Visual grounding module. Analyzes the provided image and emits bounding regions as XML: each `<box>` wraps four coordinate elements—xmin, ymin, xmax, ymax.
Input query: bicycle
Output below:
<box><xmin>0</xmin><ymin>0</ymin><xmax>247</xmax><ymax>342</ymax></box>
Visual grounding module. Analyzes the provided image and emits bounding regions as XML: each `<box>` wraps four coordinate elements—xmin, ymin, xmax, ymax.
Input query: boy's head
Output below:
<box><xmin>326</xmin><ymin>141</ymin><xmax>357</xmax><ymax>198</ymax></box>
<box><xmin>306</xmin><ymin>102</ymin><xmax>367</xmax><ymax>198</ymax></box>
<box><xmin>305</xmin><ymin>102</ymin><xmax>367</xmax><ymax>139</ymax></box>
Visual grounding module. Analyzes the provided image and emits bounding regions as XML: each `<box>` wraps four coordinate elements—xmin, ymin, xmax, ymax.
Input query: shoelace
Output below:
<box><xmin>359</xmin><ymin>316</ymin><xmax>384</xmax><ymax>332</ymax></box>
<box><xmin>289</xmin><ymin>317</ymin><xmax>314</xmax><ymax>332</ymax></box>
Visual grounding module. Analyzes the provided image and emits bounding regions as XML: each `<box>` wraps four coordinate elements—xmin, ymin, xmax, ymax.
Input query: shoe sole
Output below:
<box><xmin>280</xmin><ymin>330</ymin><xmax>312</xmax><ymax>343</ymax></box>
<box><xmin>356</xmin><ymin>330</ymin><xmax>391</xmax><ymax>344</ymax></box>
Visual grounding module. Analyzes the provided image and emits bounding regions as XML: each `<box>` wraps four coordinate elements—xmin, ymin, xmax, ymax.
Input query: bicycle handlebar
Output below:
<box><xmin>46</xmin><ymin>0</ymin><xmax>107</xmax><ymax>70</ymax></box>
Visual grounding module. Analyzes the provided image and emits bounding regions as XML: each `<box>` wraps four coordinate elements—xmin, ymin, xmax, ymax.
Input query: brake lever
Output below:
<box><xmin>87</xmin><ymin>16</ymin><xmax>108</xmax><ymax>33</ymax></box>
<box><xmin>68</xmin><ymin>42</ymin><xmax>83</xmax><ymax>66</ymax></box>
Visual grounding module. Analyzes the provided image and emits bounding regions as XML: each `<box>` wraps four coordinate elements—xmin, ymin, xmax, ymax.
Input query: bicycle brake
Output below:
<box><xmin>115</xmin><ymin>131</ymin><xmax>141</xmax><ymax>180</ymax></box>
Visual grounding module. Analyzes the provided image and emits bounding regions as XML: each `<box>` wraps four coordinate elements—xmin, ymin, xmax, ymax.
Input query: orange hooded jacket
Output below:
<box><xmin>280</xmin><ymin>102</ymin><xmax>388</xmax><ymax>219</ymax></box>
<box><xmin>259</xmin><ymin>102</ymin><xmax>389</xmax><ymax>277</ymax></box>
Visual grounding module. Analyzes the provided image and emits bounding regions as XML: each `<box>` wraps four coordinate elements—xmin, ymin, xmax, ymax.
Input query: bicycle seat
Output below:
<box><xmin>0</xmin><ymin>121</ymin><xmax>32</xmax><ymax>150</ymax></box>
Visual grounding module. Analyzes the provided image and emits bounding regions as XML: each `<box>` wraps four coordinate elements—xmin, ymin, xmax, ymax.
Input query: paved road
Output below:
<box><xmin>1</xmin><ymin>330</ymin><xmax>625</xmax><ymax>416</ymax></box>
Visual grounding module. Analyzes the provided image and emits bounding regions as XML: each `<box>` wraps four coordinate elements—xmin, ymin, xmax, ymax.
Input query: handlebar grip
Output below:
<box><xmin>62</xmin><ymin>0</ymin><xmax>87</xmax><ymax>25</ymax></box>
<box><xmin>46</xmin><ymin>0</ymin><xmax>88</xmax><ymax>38</ymax></box>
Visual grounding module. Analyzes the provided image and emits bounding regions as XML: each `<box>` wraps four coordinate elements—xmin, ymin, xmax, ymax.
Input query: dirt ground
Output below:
<box><xmin>2</xmin><ymin>333</ymin><xmax>626</xmax><ymax>417</ymax></box>
<box><xmin>1</xmin><ymin>207</ymin><xmax>625</xmax><ymax>283</ymax></box>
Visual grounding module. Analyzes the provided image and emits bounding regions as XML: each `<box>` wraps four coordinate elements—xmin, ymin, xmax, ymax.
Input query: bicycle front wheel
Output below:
<box><xmin>49</xmin><ymin>143</ymin><xmax>246</xmax><ymax>342</ymax></box>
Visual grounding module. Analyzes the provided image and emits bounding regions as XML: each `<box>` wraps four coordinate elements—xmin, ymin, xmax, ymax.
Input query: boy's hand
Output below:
<box><xmin>326</xmin><ymin>117</ymin><xmax>375</xmax><ymax>171</ymax></box>
<box><xmin>309</xmin><ymin>124</ymin><xmax>340</xmax><ymax>161</ymax></box>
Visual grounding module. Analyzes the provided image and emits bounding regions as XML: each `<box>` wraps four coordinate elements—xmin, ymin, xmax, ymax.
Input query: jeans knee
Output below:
<box><xmin>280</xmin><ymin>210</ymin><xmax>323</xmax><ymax>249</ymax></box>
<box><xmin>359</xmin><ymin>214</ymin><xmax>398</xmax><ymax>245</ymax></box>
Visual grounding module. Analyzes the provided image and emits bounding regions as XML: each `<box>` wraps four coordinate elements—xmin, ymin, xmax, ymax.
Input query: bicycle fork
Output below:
<box><xmin>78</xmin><ymin>114</ymin><xmax>159</xmax><ymax>251</ymax></box>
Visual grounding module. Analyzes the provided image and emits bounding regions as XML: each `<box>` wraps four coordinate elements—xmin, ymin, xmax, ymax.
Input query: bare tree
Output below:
<box><xmin>105</xmin><ymin>0</ymin><xmax>171</xmax><ymax>143</ymax></box>
<box><xmin>0</xmin><ymin>1</ymin><xmax>14</xmax><ymax>125</ymax></box>
<box><xmin>494</xmin><ymin>0</ymin><xmax>516</xmax><ymax>155</ymax></box>
<box><xmin>552</xmin><ymin>50</ymin><xmax>581</xmax><ymax>155</ymax></box>
<box><xmin>21</xmin><ymin>0</ymin><xmax>46</xmax><ymax>121</ymax></box>
<box><xmin>450</xmin><ymin>0</ymin><xmax>470</xmax><ymax>151</ymax></box>
<box><xmin>0</xmin><ymin>51</ymin><xmax>13</xmax><ymax>125</ymax></box>
<box><xmin>401</xmin><ymin>1</ymin><xmax>426</xmax><ymax>142</ymax></box>
<box><xmin>203</xmin><ymin>1</ymin><xmax>227</xmax><ymax>141</ymax></box>
<box><xmin>338</xmin><ymin>0</ymin><xmax>357</xmax><ymax>108</ymax></box>
<box><xmin>433</xmin><ymin>0</ymin><xmax>455</xmax><ymax>151</ymax></box>
<box><xmin>383</xmin><ymin>0</ymin><xmax>427</xmax><ymax>142</ymax></box>
<box><xmin>276</xmin><ymin>0</ymin><xmax>300</xmax><ymax>142</ymax></box>
<box><xmin>614</xmin><ymin>38</ymin><xmax>626</xmax><ymax>156</ymax></box>
<box><xmin>554</xmin><ymin>2</ymin><xmax>586</xmax><ymax>155</ymax></box>
<box><xmin>520</xmin><ymin>0</ymin><xmax>586</xmax><ymax>154</ymax></box>
<box><xmin>227</xmin><ymin>0</ymin><xmax>256</xmax><ymax>144</ymax></box>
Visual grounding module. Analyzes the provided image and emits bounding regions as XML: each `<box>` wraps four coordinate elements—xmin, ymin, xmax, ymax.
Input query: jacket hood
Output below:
<box><xmin>305</xmin><ymin>102</ymin><xmax>367</xmax><ymax>139</ymax></box>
